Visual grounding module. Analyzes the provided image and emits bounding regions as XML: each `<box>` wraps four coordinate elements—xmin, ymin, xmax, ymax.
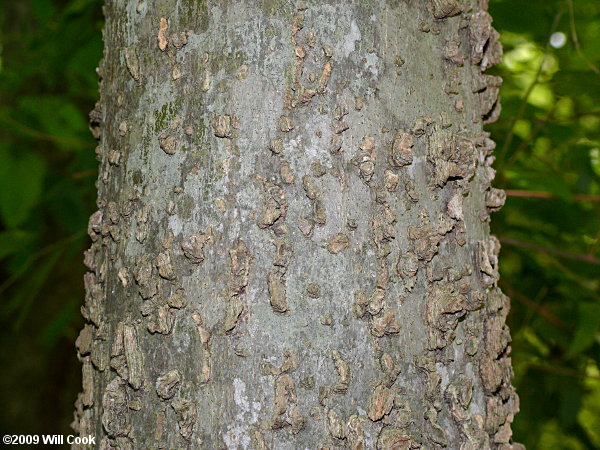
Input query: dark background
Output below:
<box><xmin>0</xmin><ymin>0</ymin><xmax>598</xmax><ymax>447</ymax></box>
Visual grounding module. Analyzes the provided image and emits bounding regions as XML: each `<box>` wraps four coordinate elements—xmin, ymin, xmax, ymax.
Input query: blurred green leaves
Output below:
<box><xmin>490</xmin><ymin>0</ymin><xmax>600</xmax><ymax>447</ymax></box>
<box><xmin>0</xmin><ymin>0</ymin><xmax>102</xmax><ymax>436</ymax></box>
<box><xmin>0</xmin><ymin>145</ymin><xmax>45</xmax><ymax>228</ymax></box>
<box><xmin>0</xmin><ymin>0</ymin><xmax>101</xmax><ymax>314</ymax></box>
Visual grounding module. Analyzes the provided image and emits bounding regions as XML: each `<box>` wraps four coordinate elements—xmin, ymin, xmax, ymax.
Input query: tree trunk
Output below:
<box><xmin>74</xmin><ymin>0</ymin><xmax>520</xmax><ymax>448</ymax></box>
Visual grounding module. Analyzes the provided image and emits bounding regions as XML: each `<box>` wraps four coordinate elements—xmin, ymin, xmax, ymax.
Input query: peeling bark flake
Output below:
<box><xmin>326</xmin><ymin>233</ymin><xmax>350</xmax><ymax>254</ymax></box>
<box><xmin>158</xmin><ymin>18</ymin><xmax>169</xmax><ymax>51</ymax></box>
<box><xmin>181</xmin><ymin>229</ymin><xmax>212</xmax><ymax>264</ymax></box>
<box><xmin>156</xmin><ymin>370</ymin><xmax>182</xmax><ymax>400</ymax></box>
<box><xmin>268</xmin><ymin>271</ymin><xmax>288</xmax><ymax>313</ymax></box>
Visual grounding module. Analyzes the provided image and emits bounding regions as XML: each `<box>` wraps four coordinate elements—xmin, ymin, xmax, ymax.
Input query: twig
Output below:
<box><xmin>496</xmin><ymin>9</ymin><xmax>564</xmax><ymax>170</ymax></box>
<box><xmin>567</xmin><ymin>0</ymin><xmax>600</xmax><ymax>75</ymax></box>
<box><xmin>72</xmin><ymin>169</ymin><xmax>98</xmax><ymax>179</ymax></box>
<box><xmin>553</xmin><ymin>109</ymin><xmax>600</xmax><ymax>122</ymax></box>
<box><xmin>505</xmin><ymin>190</ymin><xmax>600</xmax><ymax>201</ymax></box>
<box><xmin>499</xmin><ymin>236</ymin><xmax>600</xmax><ymax>264</ymax></box>
<box><xmin>0</xmin><ymin>232</ymin><xmax>85</xmax><ymax>297</ymax></box>
<box><xmin>0</xmin><ymin>116</ymin><xmax>95</xmax><ymax>148</ymax></box>
<box><xmin>519</xmin><ymin>361</ymin><xmax>600</xmax><ymax>380</ymax></box>
<box><xmin>504</xmin><ymin>104</ymin><xmax>556</xmax><ymax>172</ymax></box>
<box><xmin>500</xmin><ymin>280</ymin><xmax>563</xmax><ymax>328</ymax></box>
<box><xmin>589</xmin><ymin>230</ymin><xmax>600</xmax><ymax>257</ymax></box>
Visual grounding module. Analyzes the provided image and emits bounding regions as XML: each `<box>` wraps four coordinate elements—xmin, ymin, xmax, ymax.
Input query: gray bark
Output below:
<box><xmin>74</xmin><ymin>0</ymin><xmax>520</xmax><ymax>448</ymax></box>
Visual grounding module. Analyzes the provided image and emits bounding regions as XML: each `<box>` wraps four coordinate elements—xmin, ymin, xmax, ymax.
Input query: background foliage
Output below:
<box><xmin>0</xmin><ymin>0</ymin><xmax>598</xmax><ymax>447</ymax></box>
<box><xmin>489</xmin><ymin>0</ymin><xmax>600</xmax><ymax>447</ymax></box>
<box><xmin>0</xmin><ymin>0</ymin><xmax>103</xmax><ymax>437</ymax></box>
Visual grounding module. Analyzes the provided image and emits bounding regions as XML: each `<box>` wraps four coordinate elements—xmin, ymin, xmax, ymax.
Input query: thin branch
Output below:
<box><xmin>504</xmin><ymin>104</ymin><xmax>556</xmax><ymax>172</ymax></box>
<box><xmin>567</xmin><ymin>0</ymin><xmax>600</xmax><ymax>75</ymax></box>
<box><xmin>500</xmin><ymin>280</ymin><xmax>563</xmax><ymax>328</ymax></box>
<box><xmin>496</xmin><ymin>9</ymin><xmax>564</xmax><ymax>169</ymax></box>
<box><xmin>0</xmin><ymin>116</ymin><xmax>95</xmax><ymax>148</ymax></box>
<box><xmin>505</xmin><ymin>190</ymin><xmax>600</xmax><ymax>202</ymax></box>
<box><xmin>491</xmin><ymin>108</ymin><xmax>600</xmax><ymax>125</ymax></box>
<box><xmin>72</xmin><ymin>169</ymin><xmax>98</xmax><ymax>179</ymax></box>
<box><xmin>0</xmin><ymin>232</ymin><xmax>85</xmax><ymax>298</ymax></box>
<box><xmin>588</xmin><ymin>230</ymin><xmax>600</xmax><ymax>257</ymax></box>
<box><xmin>553</xmin><ymin>109</ymin><xmax>600</xmax><ymax>122</ymax></box>
<box><xmin>499</xmin><ymin>236</ymin><xmax>600</xmax><ymax>264</ymax></box>
<box><xmin>519</xmin><ymin>361</ymin><xmax>600</xmax><ymax>380</ymax></box>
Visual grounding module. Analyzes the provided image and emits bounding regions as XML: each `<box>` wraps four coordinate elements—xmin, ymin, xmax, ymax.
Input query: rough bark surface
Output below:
<box><xmin>74</xmin><ymin>0</ymin><xmax>520</xmax><ymax>448</ymax></box>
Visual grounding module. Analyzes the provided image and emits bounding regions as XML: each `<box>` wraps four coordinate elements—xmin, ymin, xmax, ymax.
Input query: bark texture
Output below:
<box><xmin>74</xmin><ymin>0</ymin><xmax>520</xmax><ymax>448</ymax></box>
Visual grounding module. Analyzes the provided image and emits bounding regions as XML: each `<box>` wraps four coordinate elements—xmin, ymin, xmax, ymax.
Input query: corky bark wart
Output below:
<box><xmin>74</xmin><ymin>0</ymin><xmax>521</xmax><ymax>448</ymax></box>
